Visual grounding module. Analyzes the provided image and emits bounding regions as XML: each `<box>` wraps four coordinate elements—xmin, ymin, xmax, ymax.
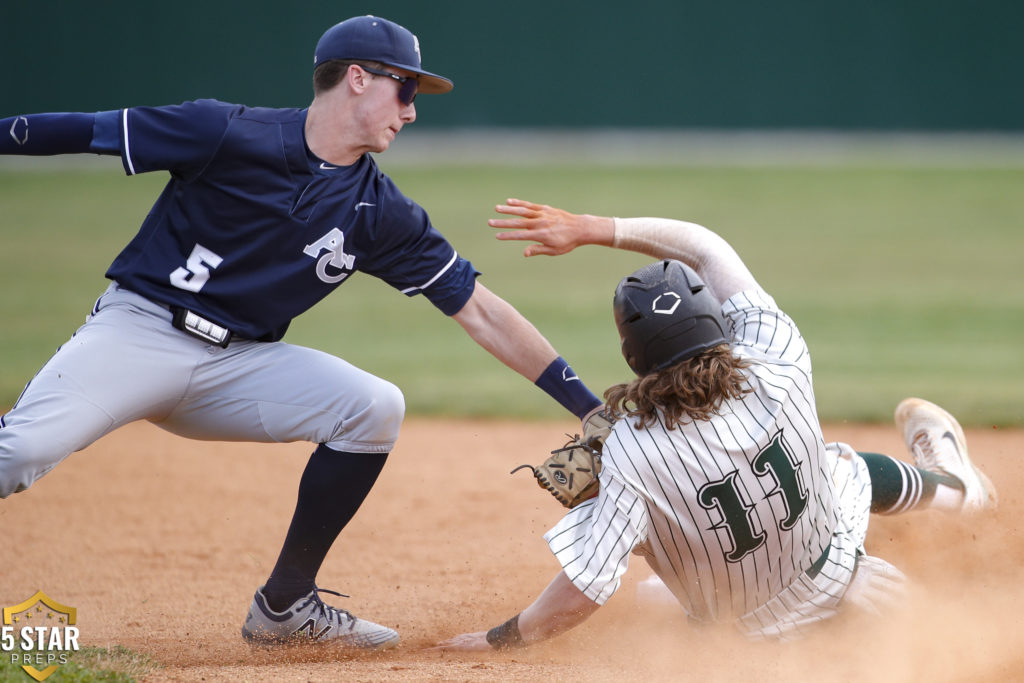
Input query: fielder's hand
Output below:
<box><xmin>582</xmin><ymin>405</ymin><xmax>615</xmax><ymax>447</ymax></box>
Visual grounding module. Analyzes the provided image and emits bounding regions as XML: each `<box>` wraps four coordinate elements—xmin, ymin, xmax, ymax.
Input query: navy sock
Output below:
<box><xmin>262</xmin><ymin>444</ymin><xmax>388</xmax><ymax>612</ymax></box>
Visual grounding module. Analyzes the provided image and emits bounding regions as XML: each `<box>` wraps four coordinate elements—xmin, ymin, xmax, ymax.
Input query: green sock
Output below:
<box><xmin>859</xmin><ymin>452</ymin><xmax>964</xmax><ymax>514</ymax></box>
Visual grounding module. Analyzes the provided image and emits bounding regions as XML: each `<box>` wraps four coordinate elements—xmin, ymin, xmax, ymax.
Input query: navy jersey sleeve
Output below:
<box><xmin>358</xmin><ymin>174</ymin><xmax>479</xmax><ymax>316</ymax></box>
<box><xmin>0</xmin><ymin>112</ymin><xmax>96</xmax><ymax>156</ymax></box>
<box><xmin>117</xmin><ymin>99</ymin><xmax>241</xmax><ymax>179</ymax></box>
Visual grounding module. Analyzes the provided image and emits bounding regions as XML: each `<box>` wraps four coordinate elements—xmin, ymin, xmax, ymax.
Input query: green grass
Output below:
<box><xmin>0</xmin><ymin>645</ymin><xmax>156</xmax><ymax>682</ymax></box>
<box><xmin>1</xmin><ymin>162</ymin><xmax>1022</xmax><ymax>426</ymax></box>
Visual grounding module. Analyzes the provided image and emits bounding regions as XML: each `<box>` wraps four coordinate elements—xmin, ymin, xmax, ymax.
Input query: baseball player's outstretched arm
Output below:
<box><xmin>490</xmin><ymin>198</ymin><xmax>759</xmax><ymax>303</ymax></box>
<box><xmin>453</xmin><ymin>281</ymin><xmax>602</xmax><ymax>420</ymax></box>
<box><xmin>1</xmin><ymin>112</ymin><xmax>120</xmax><ymax>157</ymax></box>
<box><xmin>433</xmin><ymin>570</ymin><xmax>599</xmax><ymax>651</ymax></box>
<box><xmin>452</xmin><ymin>281</ymin><xmax>560</xmax><ymax>381</ymax></box>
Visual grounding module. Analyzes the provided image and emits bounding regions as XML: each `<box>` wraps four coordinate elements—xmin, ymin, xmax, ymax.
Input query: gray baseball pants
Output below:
<box><xmin>0</xmin><ymin>283</ymin><xmax>404</xmax><ymax>498</ymax></box>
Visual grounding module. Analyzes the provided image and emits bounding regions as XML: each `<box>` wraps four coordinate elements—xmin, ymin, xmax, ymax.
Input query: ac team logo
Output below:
<box><xmin>303</xmin><ymin>228</ymin><xmax>357</xmax><ymax>284</ymax></box>
<box><xmin>2</xmin><ymin>591</ymin><xmax>80</xmax><ymax>681</ymax></box>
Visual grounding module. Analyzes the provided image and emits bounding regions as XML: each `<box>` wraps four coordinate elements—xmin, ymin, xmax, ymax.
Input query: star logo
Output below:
<box><xmin>2</xmin><ymin>591</ymin><xmax>80</xmax><ymax>681</ymax></box>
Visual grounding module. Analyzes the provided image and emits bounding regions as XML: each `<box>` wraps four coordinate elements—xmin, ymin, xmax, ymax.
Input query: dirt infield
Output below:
<box><xmin>3</xmin><ymin>418</ymin><xmax>1022</xmax><ymax>682</ymax></box>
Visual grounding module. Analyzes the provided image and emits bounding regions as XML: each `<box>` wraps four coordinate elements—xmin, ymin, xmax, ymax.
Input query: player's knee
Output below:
<box><xmin>320</xmin><ymin>376</ymin><xmax>406</xmax><ymax>451</ymax></box>
<box><xmin>365</xmin><ymin>380</ymin><xmax>405</xmax><ymax>442</ymax></box>
<box><xmin>325</xmin><ymin>378</ymin><xmax>405</xmax><ymax>449</ymax></box>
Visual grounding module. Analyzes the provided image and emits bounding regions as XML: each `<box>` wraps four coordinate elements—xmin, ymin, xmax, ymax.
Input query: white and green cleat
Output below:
<box><xmin>895</xmin><ymin>397</ymin><xmax>997</xmax><ymax>514</ymax></box>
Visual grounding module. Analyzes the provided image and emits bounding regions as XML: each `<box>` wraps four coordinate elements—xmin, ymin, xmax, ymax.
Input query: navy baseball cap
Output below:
<box><xmin>314</xmin><ymin>15</ymin><xmax>453</xmax><ymax>94</ymax></box>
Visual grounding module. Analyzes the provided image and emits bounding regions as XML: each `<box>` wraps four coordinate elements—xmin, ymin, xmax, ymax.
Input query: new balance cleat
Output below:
<box><xmin>242</xmin><ymin>586</ymin><xmax>399</xmax><ymax>649</ymax></box>
<box><xmin>895</xmin><ymin>397</ymin><xmax>997</xmax><ymax>514</ymax></box>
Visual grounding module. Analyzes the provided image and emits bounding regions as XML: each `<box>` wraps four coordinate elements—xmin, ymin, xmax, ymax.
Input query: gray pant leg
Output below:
<box><xmin>155</xmin><ymin>341</ymin><xmax>405</xmax><ymax>453</ymax></box>
<box><xmin>0</xmin><ymin>283</ymin><xmax>404</xmax><ymax>498</ymax></box>
<box><xmin>0</xmin><ymin>382</ymin><xmax>116</xmax><ymax>497</ymax></box>
<box><xmin>0</xmin><ymin>285</ymin><xmax>202</xmax><ymax>497</ymax></box>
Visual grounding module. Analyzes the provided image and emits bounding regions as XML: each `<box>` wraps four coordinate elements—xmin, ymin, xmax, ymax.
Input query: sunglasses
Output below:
<box><xmin>360</xmin><ymin>65</ymin><xmax>419</xmax><ymax>105</ymax></box>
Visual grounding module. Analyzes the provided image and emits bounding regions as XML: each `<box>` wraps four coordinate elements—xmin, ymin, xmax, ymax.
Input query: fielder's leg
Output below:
<box><xmin>240</xmin><ymin>444</ymin><xmax>399</xmax><ymax>649</ymax></box>
<box><xmin>0</xmin><ymin>285</ymin><xmax>203</xmax><ymax>497</ymax></box>
<box><xmin>261</xmin><ymin>445</ymin><xmax>389</xmax><ymax>611</ymax></box>
<box><xmin>152</xmin><ymin>340</ymin><xmax>405</xmax><ymax>648</ymax></box>
<box><xmin>0</xmin><ymin>384</ymin><xmax>116</xmax><ymax>497</ymax></box>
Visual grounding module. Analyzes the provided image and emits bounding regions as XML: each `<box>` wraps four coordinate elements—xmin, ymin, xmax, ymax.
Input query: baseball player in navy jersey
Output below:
<box><xmin>0</xmin><ymin>19</ymin><xmax>605</xmax><ymax>649</ymax></box>
<box><xmin>436</xmin><ymin>199</ymin><xmax>996</xmax><ymax>650</ymax></box>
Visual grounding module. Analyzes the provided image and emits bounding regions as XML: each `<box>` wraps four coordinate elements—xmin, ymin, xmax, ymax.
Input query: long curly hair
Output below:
<box><xmin>604</xmin><ymin>344</ymin><xmax>752</xmax><ymax>430</ymax></box>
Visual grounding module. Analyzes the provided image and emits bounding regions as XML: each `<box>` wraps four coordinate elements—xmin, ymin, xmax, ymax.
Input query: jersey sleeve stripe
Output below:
<box><xmin>399</xmin><ymin>250</ymin><xmax>458</xmax><ymax>294</ymax></box>
<box><xmin>122</xmin><ymin>108</ymin><xmax>136</xmax><ymax>176</ymax></box>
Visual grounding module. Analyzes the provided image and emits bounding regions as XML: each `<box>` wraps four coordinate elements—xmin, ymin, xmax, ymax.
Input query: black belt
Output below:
<box><xmin>170</xmin><ymin>307</ymin><xmax>232</xmax><ymax>348</ymax></box>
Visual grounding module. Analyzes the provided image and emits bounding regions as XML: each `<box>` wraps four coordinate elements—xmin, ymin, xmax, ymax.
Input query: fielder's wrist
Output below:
<box><xmin>485</xmin><ymin>614</ymin><xmax>525</xmax><ymax>650</ymax></box>
<box><xmin>535</xmin><ymin>356</ymin><xmax>602</xmax><ymax>419</ymax></box>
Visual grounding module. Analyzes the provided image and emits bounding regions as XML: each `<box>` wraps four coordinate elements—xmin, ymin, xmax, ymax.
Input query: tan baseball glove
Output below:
<box><xmin>581</xmin><ymin>406</ymin><xmax>615</xmax><ymax>448</ymax></box>
<box><xmin>512</xmin><ymin>434</ymin><xmax>603</xmax><ymax>509</ymax></box>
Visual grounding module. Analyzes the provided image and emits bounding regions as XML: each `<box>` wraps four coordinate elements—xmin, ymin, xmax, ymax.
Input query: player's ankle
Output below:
<box><xmin>262</xmin><ymin>578</ymin><xmax>314</xmax><ymax>612</ymax></box>
<box><xmin>927</xmin><ymin>479</ymin><xmax>967</xmax><ymax>513</ymax></box>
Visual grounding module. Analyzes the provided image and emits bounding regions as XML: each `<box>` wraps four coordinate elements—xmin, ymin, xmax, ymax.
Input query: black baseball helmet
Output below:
<box><xmin>613</xmin><ymin>260</ymin><xmax>729</xmax><ymax>376</ymax></box>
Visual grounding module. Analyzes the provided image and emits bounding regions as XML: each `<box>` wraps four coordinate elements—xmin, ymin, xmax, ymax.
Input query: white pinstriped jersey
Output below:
<box><xmin>544</xmin><ymin>289</ymin><xmax>872</xmax><ymax>639</ymax></box>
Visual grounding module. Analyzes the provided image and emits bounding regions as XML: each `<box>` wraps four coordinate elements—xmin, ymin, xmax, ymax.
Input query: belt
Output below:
<box><xmin>170</xmin><ymin>306</ymin><xmax>232</xmax><ymax>348</ymax></box>
<box><xmin>805</xmin><ymin>543</ymin><xmax>831</xmax><ymax>579</ymax></box>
